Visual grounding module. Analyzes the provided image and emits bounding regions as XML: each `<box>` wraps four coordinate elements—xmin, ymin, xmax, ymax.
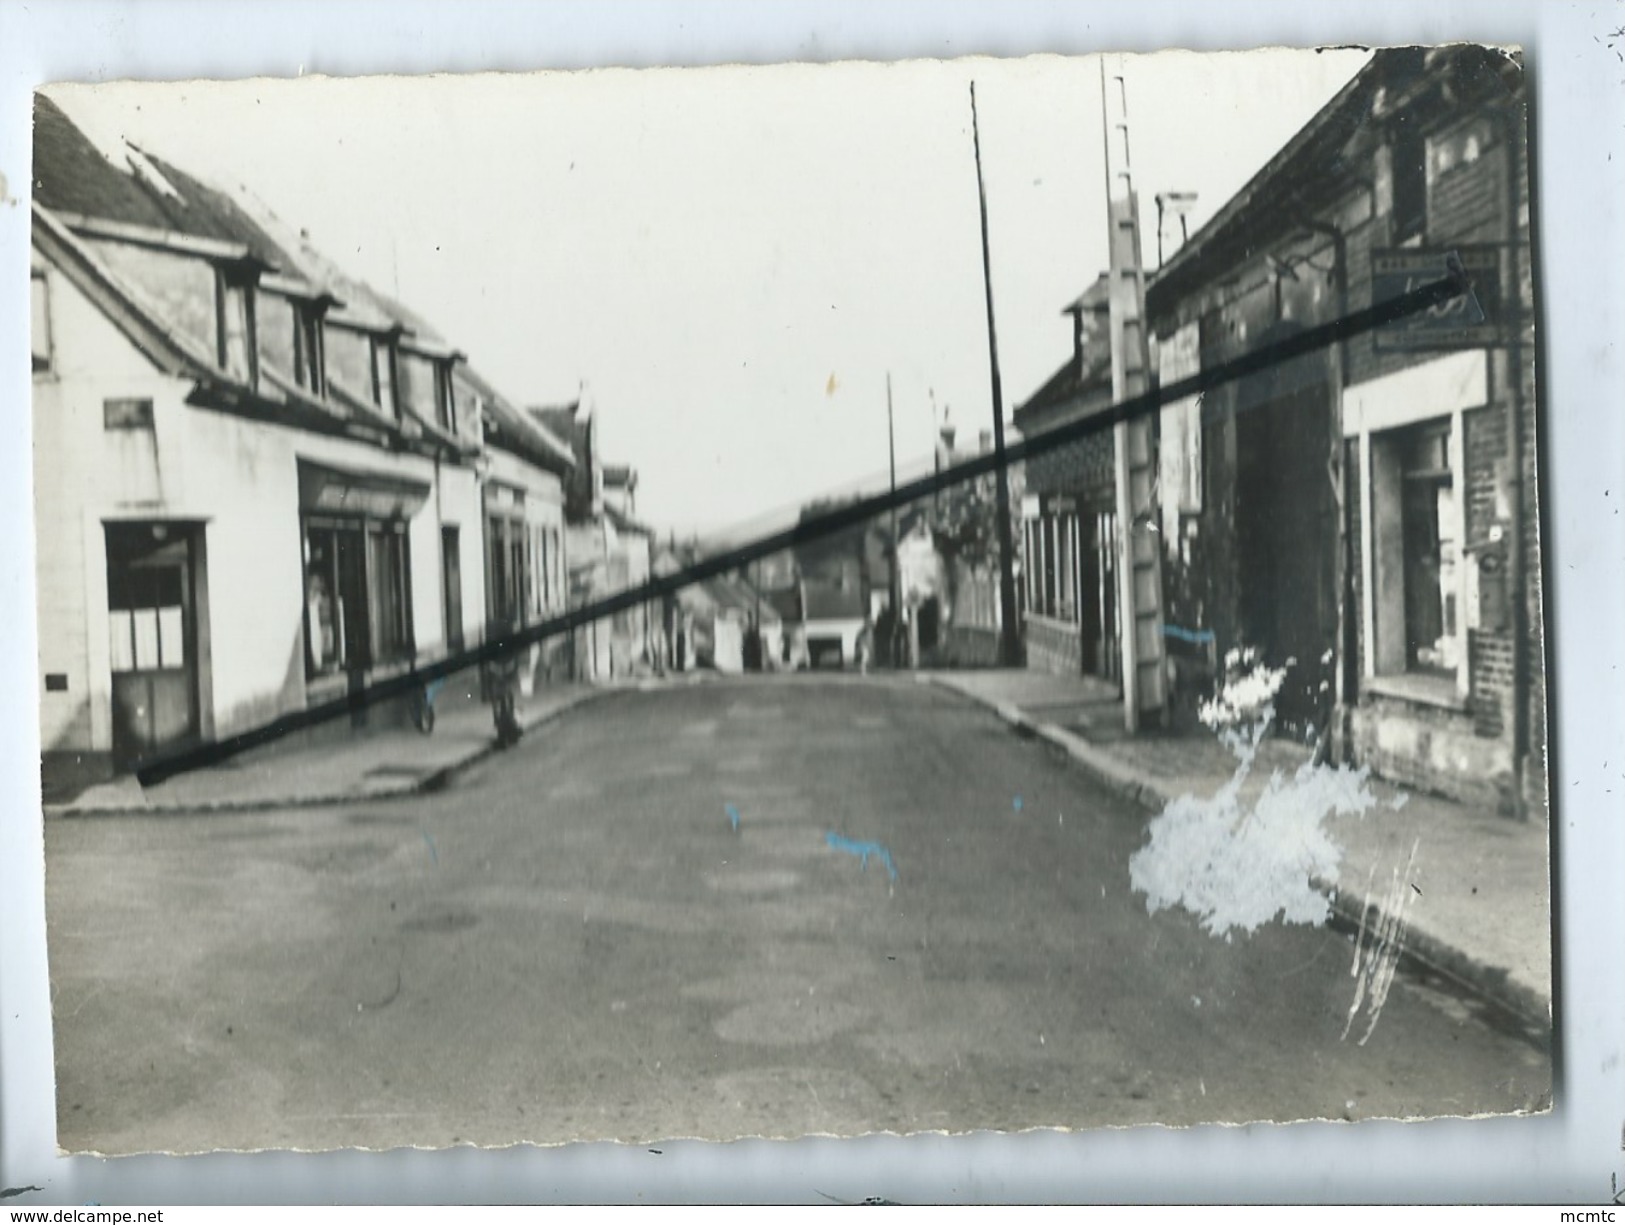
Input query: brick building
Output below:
<box><xmin>1014</xmin><ymin>47</ymin><xmax>1541</xmax><ymax>814</ymax></box>
<box><xmin>1145</xmin><ymin>46</ymin><xmax>1541</xmax><ymax>812</ymax></box>
<box><xmin>1012</xmin><ymin>274</ymin><xmax>1124</xmax><ymax>687</ymax></box>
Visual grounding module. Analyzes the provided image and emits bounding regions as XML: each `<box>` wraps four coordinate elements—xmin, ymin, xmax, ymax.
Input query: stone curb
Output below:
<box><xmin>928</xmin><ymin>675</ymin><xmax>1552</xmax><ymax>1032</ymax></box>
<box><xmin>43</xmin><ymin>688</ymin><xmax>615</xmax><ymax>819</ymax></box>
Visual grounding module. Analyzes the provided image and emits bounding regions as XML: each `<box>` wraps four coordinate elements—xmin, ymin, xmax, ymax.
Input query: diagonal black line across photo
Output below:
<box><xmin>133</xmin><ymin>267</ymin><xmax>1472</xmax><ymax>786</ymax></box>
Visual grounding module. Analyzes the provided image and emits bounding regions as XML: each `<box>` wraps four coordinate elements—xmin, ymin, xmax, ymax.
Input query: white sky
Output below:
<box><xmin>49</xmin><ymin>49</ymin><xmax>1368</xmax><ymax>536</ymax></box>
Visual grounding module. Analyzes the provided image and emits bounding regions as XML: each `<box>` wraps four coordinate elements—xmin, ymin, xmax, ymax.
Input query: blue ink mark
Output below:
<box><xmin>421</xmin><ymin>830</ymin><xmax>438</xmax><ymax>864</ymax></box>
<box><xmin>1164</xmin><ymin>624</ymin><xmax>1217</xmax><ymax>645</ymax></box>
<box><xmin>1013</xmin><ymin>795</ymin><xmax>1023</xmax><ymax>813</ymax></box>
<box><xmin>726</xmin><ymin>803</ymin><xmax>741</xmax><ymax>832</ymax></box>
<box><xmin>825</xmin><ymin>831</ymin><xmax>898</xmax><ymax>882</ymax></box>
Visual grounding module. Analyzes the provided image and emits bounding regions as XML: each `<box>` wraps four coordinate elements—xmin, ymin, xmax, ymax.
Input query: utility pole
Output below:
<box><xmin>887</xmin><ymin>372</ymin><xmax>904</xmax><ymax>668</ymax></box>
<box><xmin>1101</xmin><ymin>56</ymin><xmax>1168</xmax><ymax>732</ymax></box>
<box><xmin>969</xmin><ymin>80</ymin><xmax>1023</xmax><ymax>668</ymax></box>
<box><xmin>930</xmin><ymin>387</ymin><xmax>941</xmax><ymax>516</ymax></box>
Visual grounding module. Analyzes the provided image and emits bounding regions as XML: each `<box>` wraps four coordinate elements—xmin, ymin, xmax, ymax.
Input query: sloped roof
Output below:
<box><xmin>1148</xmin><ymin>49</ymin><xmax>1393</xmax><ymax>312</ymax></box>
<box><xmin>532</xmin><ymin>404</ymin><xmax>586</xmax><ymax>451</ymax></box>
<box><xmin>802</xmin><ymin>577</ymin><xmax>865</xmax><ymax>622</ymax></box>
<box><xmin>129</xmin><ymin>149</ymin><xmax>292</xmax><ymax>271</ymax></box>
<box><xmin>33</xmin><ymin>95</ymin><xmax>177</xmax><ymax>232</ymax></box>
<box><xmin>1064</xmin><ymin>275</ymin><xmax>1112</xmax><ymax>314</ymax></box>
<box><xmin>605</xmin><ymin>503</ymin><xmax>655</xmax><ymax>538</ymax></box>
<box><xmin>1014</xmin><ymin>346</ymin><xmax>1114</xmax><ymax>424</ymax></box>
<box><xmin>763</xmin><ymin>587</ymin><xmax>802</xmax><ymax>622</ymax></box>
<box><xmin>682</xmin><ymin>575</ymin><xmax>781</xmax><ymax>622</ymax></box>
<box><xmin>34</xmin><ymin>94</ymin><xmax>572</xmax><ymax>474</ymax></box>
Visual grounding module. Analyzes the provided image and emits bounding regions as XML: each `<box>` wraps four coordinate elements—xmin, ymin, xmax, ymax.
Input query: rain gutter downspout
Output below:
<box><xmin>1501</xmin><ymin>97</ymin><xmax>1531</xmax><ymax>821</ymax></box>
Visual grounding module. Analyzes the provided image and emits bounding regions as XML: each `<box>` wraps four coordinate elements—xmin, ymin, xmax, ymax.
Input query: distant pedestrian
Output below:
<box><xmin>855</xmin><ymin>620</ymin><xmax>873</xmax><ymax>675</ymax></box>
<box><xmin>482</xmin><ymin>620</ymin><xmax>524</xmax><ymax>748</ymax></box>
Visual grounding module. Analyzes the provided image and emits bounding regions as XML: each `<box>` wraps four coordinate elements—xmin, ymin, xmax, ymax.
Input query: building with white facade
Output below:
<box><xmin>32</xmin><ymin>95</ymin><xmax>575</xmax><ymax>788</ymax></box>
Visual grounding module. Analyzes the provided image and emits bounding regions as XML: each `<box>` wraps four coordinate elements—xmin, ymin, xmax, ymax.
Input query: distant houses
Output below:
<box><xmin>531</xmin><ymin>400</ymin><xmax>660</xmax><ymax>682</ymax></box>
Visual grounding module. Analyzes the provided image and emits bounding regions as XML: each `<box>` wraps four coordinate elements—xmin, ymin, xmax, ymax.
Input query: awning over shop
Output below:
<box><xmin>297</xmin><ymin>457</ymin><xmax>430</xmax><ymax>520</ymax></box>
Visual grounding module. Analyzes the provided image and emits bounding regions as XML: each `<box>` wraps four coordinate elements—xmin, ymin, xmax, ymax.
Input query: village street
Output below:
<box><xmin>44</xmin><ymin>676</ymin><xmax>1549</xmax><ymax>1155</ymax></box>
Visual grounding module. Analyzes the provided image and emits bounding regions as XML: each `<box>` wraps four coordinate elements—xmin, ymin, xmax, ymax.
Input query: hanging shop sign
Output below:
<box><xmin>1371</xmin><ymin>246</ymin><xmax>1503</xmax><ymax>351</ymax></box>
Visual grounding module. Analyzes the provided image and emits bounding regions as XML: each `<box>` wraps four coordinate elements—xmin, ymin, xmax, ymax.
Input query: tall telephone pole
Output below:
<box><xmin>1100</xmin><ymin>56</ymin><xmax>1168</xmax><ymax>731</ymax></box>
<box><xmin>887</xmin><ymin>372</ymin><xmax>902</xmax><ymax>667</ymax></box>
<box><xmin>969</xmin><ymin>81</ymin><xmax>1023</xmax><ymax>668</ymax></box>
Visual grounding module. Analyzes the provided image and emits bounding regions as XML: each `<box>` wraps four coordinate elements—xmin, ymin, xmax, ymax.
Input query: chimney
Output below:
<box><xmin>1071</xmin><ymin>306</ymin><xmax>1086</xmax><ymax>376</ymax></box>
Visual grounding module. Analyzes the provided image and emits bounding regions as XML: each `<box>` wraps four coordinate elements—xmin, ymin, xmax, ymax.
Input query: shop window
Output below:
<box><xmin>542</xmin><ymin>526</ymin><xmax>555</xmax><ymax>607</ymax></box>
<box><xmin>442</xmin><ymin>526</ymin><xmax>464</xmax><ymax>652</ymax></box>
<box><xmin>511</xmin><ymin>524</ymin><xmax>529</xmax><ymax>623</ymax></box>
<box><xmin>552</xmin><ymin>528</ymin><xmax>564</xmax><ymax>608</ymax></box>
<box><xmin>1057</xmin><ymin>512</ymin><xmax>1078</xmax><ymax>622</ymax></box>
<box><xmin>485</xmin><ymin>512</ymin><xmax>530</xmax><ymax>630</ymax></box>
<box><xmin>1026</xmin><ymin>512</ymin><xmax>1083</xmax><ymax>622</ymax></box>
<box><xmin>367</xmin><ymin>524</ymin><xmax>412</xmax><ymax>662</ymax></box>
<box><xmin>31</xmin><ymin>270</ymin><xmax>52</xmax><ymax>373</ymax></box>
<box><xmin>1370</xmin><ymin>417</ymin><xmax>1460</xmax><ymax>682</ymax></box>
<box><xmin>1041</xmin><ymin>518</ymin><xmax>1057</xmax><ymax>616</ymax></box>
<box><xmin>304</xmin><ymin>517</ymin><xmax>413</xmax><ymax>677</ymax></box>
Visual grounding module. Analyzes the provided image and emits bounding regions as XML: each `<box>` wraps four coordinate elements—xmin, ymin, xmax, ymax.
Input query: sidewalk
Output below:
<box><xmin>44</xmin><ymin>677</ymin><xmax>625</xmax><ymax>818</ymax></box>
<box><xmin>926</xmin><ymin>669</ymin><xmax>1553</xmax><ymax>1030</ymax></box>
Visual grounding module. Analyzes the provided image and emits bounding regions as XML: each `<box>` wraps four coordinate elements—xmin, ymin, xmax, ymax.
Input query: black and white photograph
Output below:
<box><xmin>27</xmin><ymin>39</ymin><xmax>1555</xmax><ymax>1159</ymax></box>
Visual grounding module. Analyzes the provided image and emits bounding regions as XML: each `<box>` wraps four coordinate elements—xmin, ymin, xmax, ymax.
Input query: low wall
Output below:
<box><xmin>925</xmin><ymin>625</ymin><xmax>1002</xmax><ymax>668</ymax></box>
<box><xmin>1347</xmin><ymin>696</ymin><xmax>1514</xmax><ymax>813</ymax></box>
<box><xmin>1024</xmin><ymin>614</ymin><xmax>1081</xmax><ymax>677</ymax></box>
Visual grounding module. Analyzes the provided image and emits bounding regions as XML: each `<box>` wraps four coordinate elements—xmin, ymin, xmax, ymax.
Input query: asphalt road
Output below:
<box><xmin>45</xmin><ymin>675</ymin><xmax>1550</xmax><ymax>1153</ymax></box>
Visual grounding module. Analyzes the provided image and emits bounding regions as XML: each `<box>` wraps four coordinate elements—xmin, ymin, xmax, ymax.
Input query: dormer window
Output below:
<box><xmin>435</xmin><ymin>362</ymin><xmax>456</xmax><ymax>433</ymax></box>
<box><xmin>262</xmin><ymin>294</ymin><xmax>329</xmax><ymax>398</ymax></box>
<box><xmin>216</xmin><ymin>266</ymin><xmax>258</xmax><ymax>389</ymax></box>
<box><xmin>293</xmin><ymin>305</ymin><xmax>326</xmax><ymax>396</ymax></box>
<box><xmin>371</xmin><ymin>336</ymin><xmax>398</xmax><ymax>417</ymax></box>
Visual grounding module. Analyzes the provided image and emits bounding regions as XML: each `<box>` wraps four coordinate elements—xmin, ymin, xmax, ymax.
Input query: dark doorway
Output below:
<box><xmin>1232</xmin><ymin>332</ymin><xmax>1336</xmax><ymax>736</ymax></box>
<box><xmin>106</xmin><ymin>521</ymin><xmax>202</xmax><ymax>768</ymax></box>
<box><xmin>917</xmin><ymin>597</ymin><xmax>940</xmax><ymax>654</ymax></box>
<box><xmin>1080</xmin><ymin>510</ymin><xmax>1120</xmax><ymax>685</ymax></box>
<box><xmin>442</xmin><ymin>526</ymin><xmax>464</xmax><ymax>653</ymax></box>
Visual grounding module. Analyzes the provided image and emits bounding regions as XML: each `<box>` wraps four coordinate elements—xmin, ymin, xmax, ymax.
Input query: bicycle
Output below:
<box><xmin>408</xmin><ymin>676</ymin><xmax>448</xmax><ymax>735</ymax></box>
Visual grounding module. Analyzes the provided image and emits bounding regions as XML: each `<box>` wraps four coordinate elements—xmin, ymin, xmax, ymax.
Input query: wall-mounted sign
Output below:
<box><xmin>297</xmin><ymin>458</ymin><xmax>430</xmax><ymax>521</ymax></box>
<box><xmin>1372</xmin><ymin>247</ymin><xmax>1502</xmax><ymax>351</ymax></box>
<box><xmin>1156</xmin><ymin>320</ymin><xmax>1203</xmax><ymax>540</ymax></box>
